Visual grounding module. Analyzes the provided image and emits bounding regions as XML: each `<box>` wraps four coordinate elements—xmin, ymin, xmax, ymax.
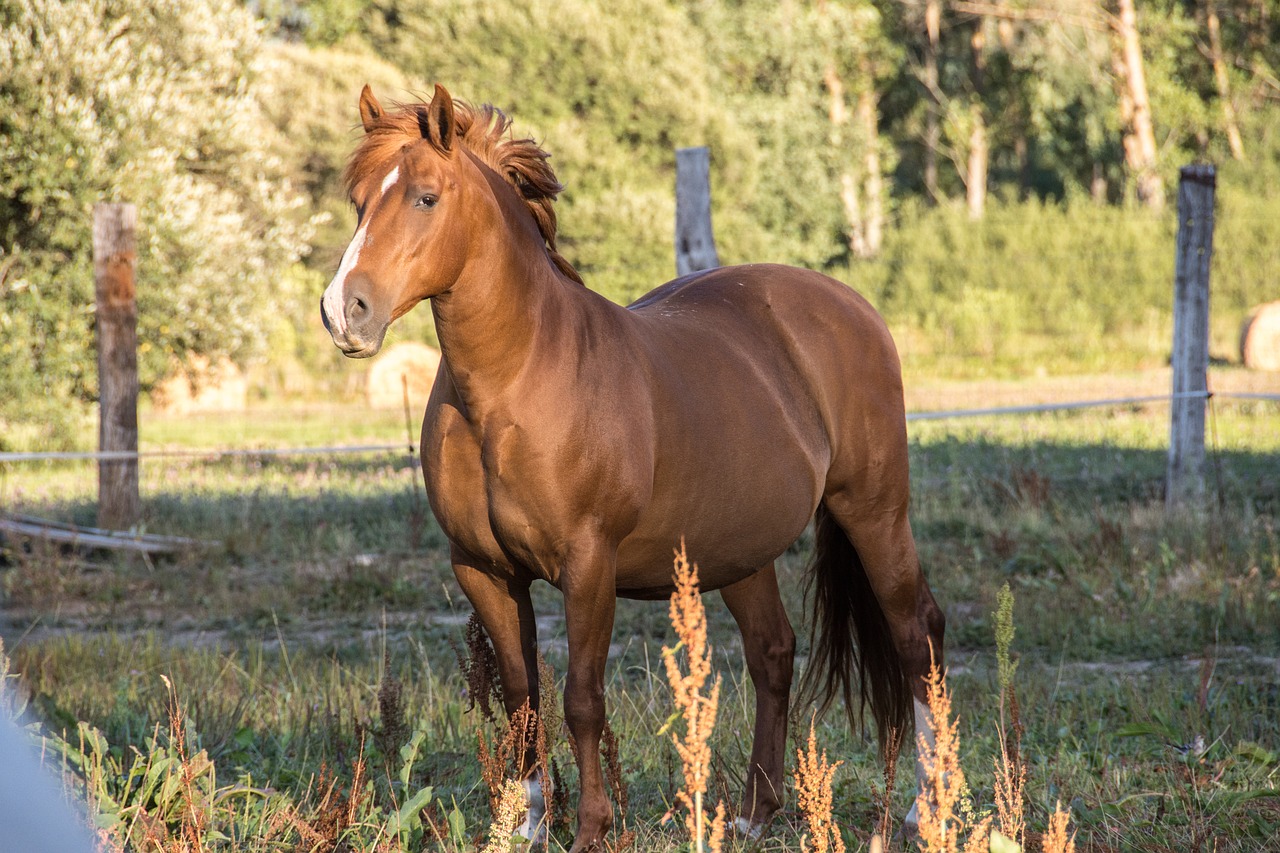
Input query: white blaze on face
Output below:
<box><xmin>322</xmin><ymin>165</ymin><xmax>402</xmax><ymax>339</ymax></box>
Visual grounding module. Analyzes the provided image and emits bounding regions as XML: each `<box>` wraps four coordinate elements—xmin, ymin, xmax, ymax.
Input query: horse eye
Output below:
<box><xmin>415</xmin><ymin>194</ymin><xmax>438</xmax><ymax>210</ymax></box>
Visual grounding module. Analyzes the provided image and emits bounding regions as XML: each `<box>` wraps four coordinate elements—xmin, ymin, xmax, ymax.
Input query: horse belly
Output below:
<box><xmin>614</xmin><ymin>426</ymin><xmax>824</xmax><ymax>596</ymax></box>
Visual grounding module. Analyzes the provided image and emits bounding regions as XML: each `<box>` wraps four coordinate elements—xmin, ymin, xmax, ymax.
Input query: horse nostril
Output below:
<box><xmin>347</xmin><ymin>295</ymin><xmax>368</xmax><ymax>320</ymax></box>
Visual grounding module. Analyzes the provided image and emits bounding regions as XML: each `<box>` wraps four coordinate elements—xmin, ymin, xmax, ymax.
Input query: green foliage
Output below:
<box><xmin>840</xmin><ymin>186</ymin><xmax>1276</xmax><ymax>377</ymax></box>
<box><xmin>4</xmin><ymin>0</ymin><xmax>1280</xmax><ymax>448</ymax></box>
<box><xmin>994</xmin><ymin>582</ymin><xmax>1017</xmax><ymax>695</ymax></box>
<box><xmin>0</xmin><ymin>0</ymin><xmax>314</xmax><ymax>443</ymax></box>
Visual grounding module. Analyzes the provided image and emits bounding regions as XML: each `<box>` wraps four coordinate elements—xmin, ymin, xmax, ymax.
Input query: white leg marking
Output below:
<box><xmin>903</xmin><ymin>697</ymin><xmax>935</xmax><ymax>832</ymax></box>
<box><xmin>734</xmin><ymin>816</ymin><xmax>766</xmax><ymax>839</ymax></box>
<box><xmin>515</xmin><ymin>771</ymin><xmax>548</xmax><ymax>845</ymax></box>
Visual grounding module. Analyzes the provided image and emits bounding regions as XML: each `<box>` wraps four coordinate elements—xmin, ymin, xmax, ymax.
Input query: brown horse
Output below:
<box><xmin>321</xmin><ymin>85</ymin><xmax>945</xmax><ymax>851</ymax></box>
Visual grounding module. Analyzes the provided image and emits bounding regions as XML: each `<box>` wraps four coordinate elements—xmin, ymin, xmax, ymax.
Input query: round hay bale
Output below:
<box><xmin>367</xmin><ymin>342</ymin><xmax>441</xmax><ymax>409</ymax></box>
<box><xmin>151</xmin><ymin>355</ymin><xmax>248</xmax><ymax>414</ymax></box>
<box><xmin>1241</xmin><ymin>301</ymin><xmax>1280</xmax><ymax>372</ymax></box>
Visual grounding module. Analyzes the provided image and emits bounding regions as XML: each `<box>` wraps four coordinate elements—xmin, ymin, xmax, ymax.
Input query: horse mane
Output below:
<box><xmin>343</xmin><ymin>98</ymin><xmax>584</xmax><ymax>285</ymax></box>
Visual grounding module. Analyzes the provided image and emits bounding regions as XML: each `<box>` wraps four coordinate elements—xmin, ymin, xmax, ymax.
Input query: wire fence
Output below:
<box><xmin>0</xmin><ymin>374</ymin><xmax>1275</xmax><ymax>569</ymax></box>
<box><xmin>0</xmin><ymin>389</ymin><xmax>1277</xmax><ymax>465</ymax></box>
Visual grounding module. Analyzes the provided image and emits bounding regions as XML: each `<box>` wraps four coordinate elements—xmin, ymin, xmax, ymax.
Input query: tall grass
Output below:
<box><xmin>2</xmin><ymin>397</ymin><xmax>1277</xmax><ymax>850</ymax></box>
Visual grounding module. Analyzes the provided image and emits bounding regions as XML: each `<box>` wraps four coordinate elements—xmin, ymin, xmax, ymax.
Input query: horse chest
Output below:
<box><xmin>424</xmin><ymin>407</ymin><xmax>601</xmax><ymax>578</ymax></box>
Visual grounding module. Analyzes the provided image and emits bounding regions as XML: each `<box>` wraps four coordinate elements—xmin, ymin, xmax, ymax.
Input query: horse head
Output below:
<box><xmin>321</xmin><ymin>84</ymin><xmax>468</xmax><ymax>357</ymax></box>
<box><xmin>321</xmin><ymin>84</ymin><xmax>578</xmax><ymax>358</ymax></box>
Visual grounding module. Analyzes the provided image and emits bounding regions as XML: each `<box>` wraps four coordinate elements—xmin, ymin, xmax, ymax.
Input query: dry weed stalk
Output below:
<box><xmin>1041</xmin><ymin>804</ymin><xmax>1076</xmax><ymax>853</ymax></box>
<box><xmin>376</xmin><ymin>658</ymin><xmax>407</xmax><ymax>780</ymax></box>
<box><xmin>288</xmin><ymin>735</ymin><xmax>372</xmax><ymax>852</ymax></box>
<box><xmin>477</xmin><ymin>701</ymin><xmax>538</xmax><ymax>817</ymax></box>
<box><xmin>661</xmin><ymin>542</ymin><xmax>725</xmax><ymax>853</ymax></box>
<box><xmin>603</xmin><ymin>721</ymin><xmax>630</xmax><ymax>829</ymax></box>
<box><xmin>914</xmin><ymin>661</ymin><xmax>990</xmax><ymax>853</ymax></box>
<box><xmin>991</xmin><ymin>713</ymin><xmax>1026</xmax><ymax>848</ymax></box>
<box><xmin>480</xmin><ymin>779</ymin><xmax>529</xmax><ymax>853</ymax></box>
<box><xmin>536</xmin><ymin>650</ymin><xmax>560</xmax><ymax>826</ymax></box>
<box><xmin>793</xmin><ymin>717</ymin><xmax>846</xmax><ymax>853</ymax></box>
<box><xmin>874</xmin><ymin>725</ymin><xmax>903</xmax><ymax>843</ymax></box>
<box><xmin>991</xmin><ymin>583</ymin><xmax>1025</xmax><ymax>847</ymax></box>
<box><xmin>455</xmin><ymin>612</ymin><xmax>504</xmax><ymax>721</ymax></box>
<box><xmin>160</xmin><ymin>675</ymin><xmax>208</xmax><ymax>853</ymax></box>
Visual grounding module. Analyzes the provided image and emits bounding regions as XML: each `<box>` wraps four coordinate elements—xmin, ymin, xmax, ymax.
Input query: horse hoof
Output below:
<box><xmin>895</xmin><ymin>805</ymin><xmax>921</xmax><ymax>844</ymax></box>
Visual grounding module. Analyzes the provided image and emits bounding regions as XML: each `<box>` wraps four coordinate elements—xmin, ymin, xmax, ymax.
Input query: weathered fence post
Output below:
<box><xmin>1166</xmin><ymin>165</ymin><xmax>1215</xmax><ymax>512</ymax></box>
<box><xmin>94</xmin><ymin>203</ymin><xmax>140</xmax><ymax>529</ymax></box>
<box><xmin>675</xmin><ymin>147</ymin><xmax>720</xmax><ymax>275</ymax></box>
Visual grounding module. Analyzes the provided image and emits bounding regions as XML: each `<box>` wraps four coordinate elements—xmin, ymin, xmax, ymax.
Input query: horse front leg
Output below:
<box><xmin>720</xmin><ymin>563</ymin><xmax>795</xmax><ymax>836</ymax></box>
<box><xmin>560</xmin><ymin>544</ymin><xmax>619</xmax><ymax>852</ymax></box>
<box><xmin>451</xmin><ymin>551</ymin><xmax>547</xmax><ymax>842</ymax></box>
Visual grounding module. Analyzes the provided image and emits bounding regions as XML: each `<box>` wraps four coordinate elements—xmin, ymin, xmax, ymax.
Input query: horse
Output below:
<box><xmin>321</xmin><ymin>84</ymin><xmax>946</xmax><ymax>852</ymax></box>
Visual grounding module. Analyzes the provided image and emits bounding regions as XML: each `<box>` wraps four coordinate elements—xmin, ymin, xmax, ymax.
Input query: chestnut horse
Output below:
<box><xmin>321</xmin><ymin>85</ymin><xmax>945</xmax><ymax>851</ymax></box>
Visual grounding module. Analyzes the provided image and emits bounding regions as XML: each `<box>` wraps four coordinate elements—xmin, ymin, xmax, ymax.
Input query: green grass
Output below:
<box><xmin>2</xmin><ymin>387</ymin><xmax>1278</xmax><ymax>851</ymax></box>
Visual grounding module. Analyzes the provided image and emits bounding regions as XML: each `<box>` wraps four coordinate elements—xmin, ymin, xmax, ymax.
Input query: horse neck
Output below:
<box><xmin>429</xmin><ymin>203</ymin><xmax>580</xmax><ymax>415</ymax></box>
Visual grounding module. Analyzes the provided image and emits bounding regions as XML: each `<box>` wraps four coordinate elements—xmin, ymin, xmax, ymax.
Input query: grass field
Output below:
<box><xmin>1</xmin><ymin>372</ymin><xmax>1278</xmax><ymax>852</ymax></box>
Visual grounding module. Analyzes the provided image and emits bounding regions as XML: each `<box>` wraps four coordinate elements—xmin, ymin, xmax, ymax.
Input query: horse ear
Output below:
<box><xmin>421</xmin><ymin>83</ymin><xmax>455</xmax><ymax>153</ymax></box>
<box><xmin>358</xmin><ymin>84</ymin><xmax>383</xmax><ymax>133</ymax></box>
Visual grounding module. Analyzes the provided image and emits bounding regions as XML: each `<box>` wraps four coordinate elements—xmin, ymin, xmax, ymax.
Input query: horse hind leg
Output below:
<box><xmin>814</xmin><ymin>494</ymin><xmax>946</xmax><ymax>835</ymax></box>
<box><xmin>719</xmin><ymin>563</ymin><xmax>796</xmax><ymax>836</ymax></box>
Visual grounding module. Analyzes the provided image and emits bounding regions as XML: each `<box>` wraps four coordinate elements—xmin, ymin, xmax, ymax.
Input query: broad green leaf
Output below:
<box><xmin>990</xmin><ymin>829</ymin><xmax>1022</xmax><ymax>853</ymax></box>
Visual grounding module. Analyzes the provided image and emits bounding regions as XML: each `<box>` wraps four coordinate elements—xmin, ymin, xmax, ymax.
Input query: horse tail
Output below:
<box><xmin>798</xmin><ymin>502</ymin><xmax>912</xmax><ymax>753</ymax></box>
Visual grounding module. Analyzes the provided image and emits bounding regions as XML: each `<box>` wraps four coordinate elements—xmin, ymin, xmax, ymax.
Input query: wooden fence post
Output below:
<box><xmin>94</xmin><ymin>203</ymin><xmax>140</xmax><ymax>529</ymax></box>
<box><xmin>1166</xmin><ymin>165</ymin><xmax>1215</xmax><ymax>512</ymax></box>
<box><xmin>675</xmin><ymin>147</ymin><xmax>720</xmax><ymax>275</ymax></box>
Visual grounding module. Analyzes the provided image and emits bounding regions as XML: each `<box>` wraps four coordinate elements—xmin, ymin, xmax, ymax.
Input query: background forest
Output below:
<box><xmin>2</xmin><ymin>0</ymin><xmax>1279</xmax><ymax>447</ymax></box>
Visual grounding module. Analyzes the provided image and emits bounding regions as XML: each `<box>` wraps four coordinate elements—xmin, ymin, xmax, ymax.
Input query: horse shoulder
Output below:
<box><xmin>421</xmin><ymin>369</ymin><xmax>504</xmax><ymax>564</ymax></box>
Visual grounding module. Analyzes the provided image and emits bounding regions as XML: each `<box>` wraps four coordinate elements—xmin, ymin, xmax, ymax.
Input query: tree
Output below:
<box><xmin>1112</xmin><ymin>0</ymin><xmax>1166</xmax><ymax>208</ymax></box>
<box><xmin>964</xmin><ymin>11</ymin><xmax>990</xmax><ymax>218</ymax></box>
<box><xmin>818</xmin><ymin>0</ymin><xmax>894</xmax><ymax>256</ymax></box>
<box><xmin>0</xmin><ymin>0</ymin><xmax>313</xmax><ymax>444</ymax></box>
<box><xmin>1202</xmin><ymin>0</ymin><xmax>1244</xmax><ymax>159</ymax></box>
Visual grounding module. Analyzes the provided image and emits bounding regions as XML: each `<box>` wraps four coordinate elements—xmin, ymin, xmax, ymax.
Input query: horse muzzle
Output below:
<box><xmin>320</xmin><ymin>297</ymin><xmax>388</xmax><ymax>359</ymax></box>
<box><xmin>321</xmin><ymin>273</ymin><xmax>391</xmax><ymax>358</ymax></box>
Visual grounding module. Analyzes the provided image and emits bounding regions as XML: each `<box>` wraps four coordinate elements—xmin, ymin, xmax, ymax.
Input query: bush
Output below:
<box><xmin>0</xmin><ymin>0</ymin><xmax>315</xmax><ymax>444</ymax></box>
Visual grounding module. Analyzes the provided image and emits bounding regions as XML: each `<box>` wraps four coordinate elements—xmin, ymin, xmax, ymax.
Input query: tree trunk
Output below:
<box><xmin>1205</xmin><ymin>0</ymin><xmax>1244</xmax><ymax>160</ymax></box>
<box><xmin>823</xmin><ymin>63</ymin><xmax>870</xmax><ymax>258</ymax></box>
<box><xmin>1113</xmin><ymin>0</ymin><xmax>1165</xmax><ymax>209</ymax></box>
<box><xmin>856</xmin><ymin>65</ymin><xmax>884</xmax><ymax>256</ymax></box>
<box><xmin>1092</xmin><ymin>161</ymin><xmax>1109</xmax><ymax>203</ymax></box>
<box><xmin>966</xmin><ymin>16</ymin><xmax>988</xmax><ymax>219</ymax></box>
<box><xmin>924</xmin><ymin>0</ymin><xmax>942</xmax><ymax>203</ymax></box>
<box><xmin>998</xmin><ymin>18</ymin><xmax>1031</xmax><ymax>200</ymax></box>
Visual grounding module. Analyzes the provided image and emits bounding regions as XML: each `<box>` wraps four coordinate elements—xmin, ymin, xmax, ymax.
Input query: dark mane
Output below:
<box><xmin>343</xmin><ymin>98</ymin><xmax>583</xmax><ymax>285</ymax></box>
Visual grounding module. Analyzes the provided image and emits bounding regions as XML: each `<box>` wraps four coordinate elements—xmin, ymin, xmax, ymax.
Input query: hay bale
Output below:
<box><xmin>151</xmin><ymin>355</ymin><xmax>248</xmax><ymax>414</ymax></box>
<box><xmin>367</xmin><ymin>342</ymin><xmax>441</xmax><ymax>409</ymax></box>
<box><xmin>1241</xmin><ymin>301</ymin><xmax>1280</xmax><ymax>372</ymax></box>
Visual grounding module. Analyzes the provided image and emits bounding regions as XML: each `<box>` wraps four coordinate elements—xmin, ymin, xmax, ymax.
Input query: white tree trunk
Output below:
<box><xmin>1205</xmin><ymin>0</ymin><xmax>1244</xmax><ymax>160</ymax></box>
<box><xmin>1114</xmin><ymin>0</ymin><xmax>1165</xmax><ymax>209</ymax></box>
